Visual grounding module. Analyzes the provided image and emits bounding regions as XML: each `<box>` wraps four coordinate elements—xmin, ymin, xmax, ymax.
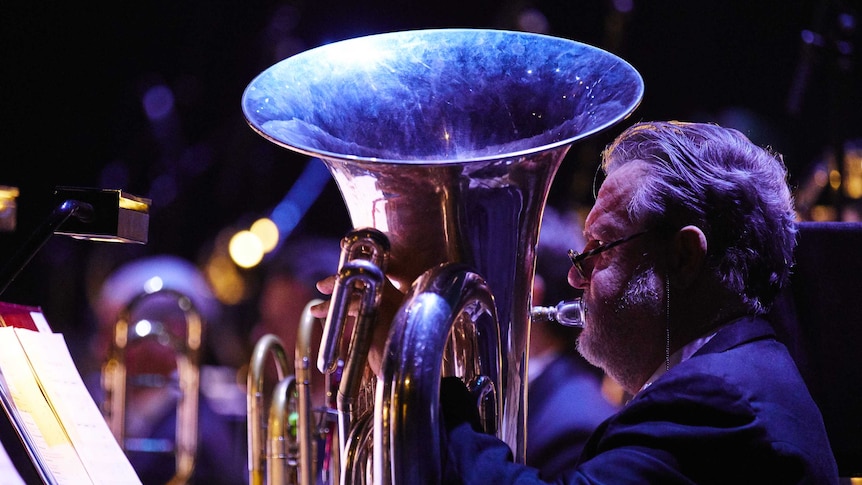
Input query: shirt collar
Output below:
<box><xmin>638</xmin><ymin>324</ymin><xmax>727</xmax><ymax>393</ymax></box>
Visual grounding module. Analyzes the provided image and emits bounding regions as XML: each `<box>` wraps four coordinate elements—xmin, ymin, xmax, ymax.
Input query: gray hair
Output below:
<box><xmin>601</xmin><ymin>121</ymin><xmax>797</xmax><ymax>314</ymax></box>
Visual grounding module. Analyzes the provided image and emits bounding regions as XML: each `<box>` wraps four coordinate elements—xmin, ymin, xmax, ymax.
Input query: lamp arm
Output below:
<box><xmin>0</xmin><ymin>199</ymin><xmax>94</xmax><ymax>297</ymax></box>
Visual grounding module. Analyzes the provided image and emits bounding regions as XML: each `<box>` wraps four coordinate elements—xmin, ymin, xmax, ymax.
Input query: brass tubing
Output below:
<box><xmin>267</xmin><ymin>375</ymin><xmax>298</xmax><ymax>485</ymax></box>
<box><xmin>295</xmin><ymin>299</ymin><xmax>324</xmax><ymax>485</ymax></box>
<box><xmin>317</xmin><ymin>228</ymin><xmax>389</xmax><ymax>375</ymax></box>
<box><xmin>321</xmin><ymin>258</ymin><xmax>385</xmax><ymax>485</ymax></box>
<box><xmin>375</xmin><ymin>263</ymin><xmax>500</xmax><ymax>484</ymax></box>
<box><xmin>248</xmin><ymin>334</ymin><xmax>290</xmax><ymax>485</ymax></box>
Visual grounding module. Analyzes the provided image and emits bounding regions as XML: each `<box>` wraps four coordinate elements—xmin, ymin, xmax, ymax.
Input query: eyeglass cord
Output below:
<box><xmin>665</xmin><ymin>276</ymin><xmax>671</xmax><ymax>372</ymax></box>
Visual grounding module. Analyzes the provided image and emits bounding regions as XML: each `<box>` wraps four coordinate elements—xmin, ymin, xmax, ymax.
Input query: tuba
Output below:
<box><xmin>242</xmin><ymin>28</ymin><xmax>643</xmax><ymax>484</ymax></box>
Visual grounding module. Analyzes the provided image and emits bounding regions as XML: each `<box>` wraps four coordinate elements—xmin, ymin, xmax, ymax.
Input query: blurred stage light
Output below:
<box><xmin>250</xmin><ymin>217</ymin><xmax>279</xmax><ymax>253</ymax></box>
<box><xmin>229</xmin><ymin>230</ymin><xmax>264</xmax><ymax>269</ymax></box>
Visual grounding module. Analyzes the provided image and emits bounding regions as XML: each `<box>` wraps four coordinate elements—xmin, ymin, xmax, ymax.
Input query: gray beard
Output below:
<box><xmin>617</xmin><ymin>265</ymin><xmax>662</xmax><ymax>313</ymax></box>
<box><xmin>577</xmin><ymin>264</ymin><xmax>664</xmax><ymax>391</ymax></box>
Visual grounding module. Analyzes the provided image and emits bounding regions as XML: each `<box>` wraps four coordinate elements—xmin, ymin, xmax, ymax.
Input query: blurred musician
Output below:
<box><xmin>88</xmin><ymin>255</ymin><xmax>246</xmax><ymax>485</ymax></box>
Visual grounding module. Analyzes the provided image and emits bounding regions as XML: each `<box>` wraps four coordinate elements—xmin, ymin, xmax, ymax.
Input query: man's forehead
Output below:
<box><xmin>584</xmin><ymin>161</ymin><xmax>648</xmax><ymax>233</ymax></box>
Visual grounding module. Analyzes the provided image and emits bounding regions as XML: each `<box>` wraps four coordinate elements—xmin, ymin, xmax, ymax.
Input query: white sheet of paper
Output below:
<box><xmin>0</xmin><ymin>327</ymin><xmax>91</xmax><ymax>484</ymax></box>
<box><xmin>28</xmin><ymin>311</ymin><xmax>53</xmax><ymax>333</ymax></box>
<box><xmin>15</xmin><ymin>328</ymin><xmax>142</xmax><ymax>485</ymax></box>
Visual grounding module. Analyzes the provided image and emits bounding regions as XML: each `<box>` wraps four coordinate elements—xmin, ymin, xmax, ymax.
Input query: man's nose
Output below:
<box><xmin>568</xmin><ymin>266</ymin><xmax>588</xmax><ymax>289</ymax></box>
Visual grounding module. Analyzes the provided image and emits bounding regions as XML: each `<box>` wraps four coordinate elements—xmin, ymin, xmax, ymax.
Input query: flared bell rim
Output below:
<box><xmin>242</xmin><ymin>28</ymin><xmax>644</xmax><ymax>165</ymax></box>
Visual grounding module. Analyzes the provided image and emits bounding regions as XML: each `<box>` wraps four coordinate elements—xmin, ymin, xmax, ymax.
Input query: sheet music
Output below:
<box><xmin>15</xmin><ymin>328</ymin><xmax>142</xmax><ymax>485</ymax></box>
<box><xmin>0</xmin><ymin>328</ymin><xmax>90</xmax><ymax>484</ymax></box>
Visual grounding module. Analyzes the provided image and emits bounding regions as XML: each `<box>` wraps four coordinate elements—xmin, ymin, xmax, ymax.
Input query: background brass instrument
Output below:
<box><xmin>242</xmin><ymin>28</ymin><xmax>643</xmax><ymax>483</ymax></box>
<box><xmin>102</xmin><ymin>289</ymin><xmax>203</xmax><ymax>485</ymax></box>
<box><xmin>247</xmin><ymin>333</ymin><xmax>291</xmax><ymax>485</ymax></box>
<box><xmin>248</xmin><ymin>299</ymin><xmax>329</xmax><ymax>485</ymax></box>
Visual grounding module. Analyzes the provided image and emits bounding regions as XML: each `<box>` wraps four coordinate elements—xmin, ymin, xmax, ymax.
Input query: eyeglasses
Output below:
<box><xmin>568</xmin><ymin>230</ymin><xmax>649</xmax><ymax>280</ymax></box>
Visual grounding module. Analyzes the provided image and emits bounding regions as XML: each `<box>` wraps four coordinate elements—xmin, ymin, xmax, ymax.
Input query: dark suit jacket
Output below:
<box><xmin>526</xmin><ymin>350</ymin><xmax>618</xmax><ymax>479</ymax></box>
<box><xmin>444</xmin><ymin>317</ymin><xmax>839</xmax><ymax>484</ymax></box>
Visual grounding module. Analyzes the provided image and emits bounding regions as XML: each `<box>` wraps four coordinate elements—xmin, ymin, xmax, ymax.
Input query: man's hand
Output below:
<box><xmin>440</xmin><ymin>376</ymin><xmax>483</xmax><ymax>433</ymax></box>
<box><xmin>310</xmin><ymin>275</ymin><xmax>337</xmax><ymax>319</ymax></box>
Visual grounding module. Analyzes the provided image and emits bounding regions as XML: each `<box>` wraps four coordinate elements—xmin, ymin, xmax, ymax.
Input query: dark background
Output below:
<box><xmin>1</xmin><ymin>0</ymin><xmax>861</xmax><ymax>478</ymax></box>
<box><xmin>1</xmin><ymin>0</ymin><xmax>860</xmax><ymax>384</ymax></box>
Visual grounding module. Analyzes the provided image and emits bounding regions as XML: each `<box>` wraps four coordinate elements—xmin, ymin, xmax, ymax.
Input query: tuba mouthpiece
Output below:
<box><xmin>532</xmin><ymin>298</ymin><xmax>585</xmax><ymax>328</ymax></box>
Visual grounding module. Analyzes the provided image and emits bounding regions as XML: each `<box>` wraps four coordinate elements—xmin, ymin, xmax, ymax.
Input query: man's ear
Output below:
<box><xmin>669</xmin><ymin>225</ymin><xmax>707</xmax><ymax>288</ymax></box>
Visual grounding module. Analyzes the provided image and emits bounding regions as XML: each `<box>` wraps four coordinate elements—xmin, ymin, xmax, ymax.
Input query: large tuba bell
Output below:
<box><xmin>242</xmin><ymin>28</ymin><xmax>643</xmax><ymax>484</ymax></box>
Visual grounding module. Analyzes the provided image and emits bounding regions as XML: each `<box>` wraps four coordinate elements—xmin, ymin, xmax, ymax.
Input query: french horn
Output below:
<box><xmin>242</xmin><ymin>28</ymin><xmax>643</xmax><ymax>484</ymax></box>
